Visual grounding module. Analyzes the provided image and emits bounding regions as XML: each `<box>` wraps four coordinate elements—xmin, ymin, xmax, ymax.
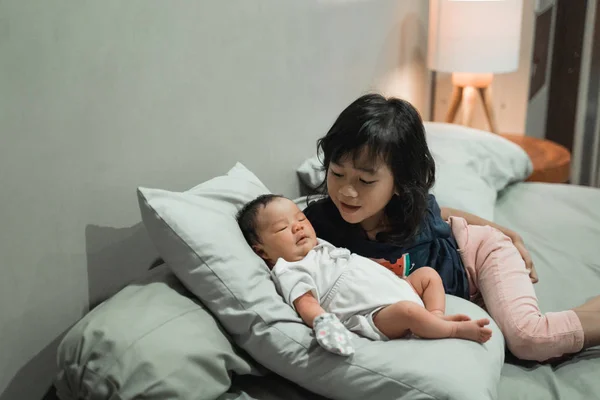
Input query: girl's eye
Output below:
<box><xmin>360</xmin><ymin>179</ymin><xmax>376</xmax><ymax>185</ymax></box>
<box><xmin>299</xmin><ymin>217</ymin><xmax>306</xmax><ymax>222</ymax></box>
<box><xmin>277</xmin><ymin>226</ymin><xmax>288</xmax><ymax>232</ymax></box>
<box><xmin>331</xmin><ymin>171</ymin><xmax>343</xmax><ymax>178</ymax></box>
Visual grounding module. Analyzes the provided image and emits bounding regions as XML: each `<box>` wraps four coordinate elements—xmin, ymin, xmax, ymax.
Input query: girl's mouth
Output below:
<box><xmin>340</xmin><ymin>202</ymin><xmax>361</xmax><ymax>214</ymax></box>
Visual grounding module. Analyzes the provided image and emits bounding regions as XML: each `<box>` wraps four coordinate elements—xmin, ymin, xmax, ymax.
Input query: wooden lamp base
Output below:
<box><xmin>445</xmin><ymin>73</ymin><xmax>498</xmax><ymax>134</ymax></box>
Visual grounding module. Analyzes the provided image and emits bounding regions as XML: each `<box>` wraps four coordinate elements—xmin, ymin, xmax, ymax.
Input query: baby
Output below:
<box><xmin>237</xmin><ymin>194</ymin><xmax>492</xmax><ymax>356</ymax></box>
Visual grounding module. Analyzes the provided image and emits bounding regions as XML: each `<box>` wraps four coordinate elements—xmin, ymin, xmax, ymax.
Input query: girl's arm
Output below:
<box><xmin>293</xmin><ymin>292</ymin><xmax>326</xmax><ymax>327</ymax></box>
<box><xmin>440</xmin><ymin>207</ymin><xmax>517</xmax><ymax>238</ymax></box>
<box><xmin>440</xmin><ymin>207</ymin><xmax>538</xmax><ymax>283</ymax></box>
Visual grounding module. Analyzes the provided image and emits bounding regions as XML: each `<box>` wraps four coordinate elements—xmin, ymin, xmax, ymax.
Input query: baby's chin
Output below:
<box><xmin>290</xmin><ymin>238</ymin><xmax>317</xmax><ymax>260</ymax></box>
<box><xmin>270</xmin><ymin>238</ymin><xmax>318</xmax><ymax>264</ymax></box>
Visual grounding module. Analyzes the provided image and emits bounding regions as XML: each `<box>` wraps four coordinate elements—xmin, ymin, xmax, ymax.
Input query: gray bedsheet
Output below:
<box><xmin>222</xmin><ymin>375</ymin><xmax>327</xmax><ymax>400</ymax></box>
<box><xmin>495</xmin><ymin>183</ymin><xmax>600</xmax><ymax>400</ymax></box>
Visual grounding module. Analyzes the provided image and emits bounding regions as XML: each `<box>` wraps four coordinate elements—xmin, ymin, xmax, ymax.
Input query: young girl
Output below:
<box><xmin>303</xmin><ymin>93</ymin><xmax>600</xmax><ymax>362</ymax></box>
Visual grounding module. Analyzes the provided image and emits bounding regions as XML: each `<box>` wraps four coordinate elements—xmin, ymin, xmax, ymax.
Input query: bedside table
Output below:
<box><xmin>499</xmin><ymin>134</ymin><xmax>571</xmax><ymax>183</ymax></box>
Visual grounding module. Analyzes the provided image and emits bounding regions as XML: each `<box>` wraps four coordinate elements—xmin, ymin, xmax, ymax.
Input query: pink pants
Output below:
<box><xmin>448</xmin><ymin>217</ymin><xmax>585</xmax><ymax>362</ymax></box>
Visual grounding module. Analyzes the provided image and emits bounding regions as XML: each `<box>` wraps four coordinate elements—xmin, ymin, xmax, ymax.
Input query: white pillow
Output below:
<box><xmin>296</xmin><ymin>122</ymin><xmax>532</xmax><ymax>221</ymax></box>
<box><xmin>426</xmin><ymin>122</ymin><xmax>532</xmax><ymax>191</ymax></box>
<box><xmin>426</xmin><ymin>122</ymin><xmax>532</xmax><ymax>220</ymax></box>
<box><xmin>138</xmin><ymin>162</ymin><xmax>505</xmax><ymax>400</ymax></box>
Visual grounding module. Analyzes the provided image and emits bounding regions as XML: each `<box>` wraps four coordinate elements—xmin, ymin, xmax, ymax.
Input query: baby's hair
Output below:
<box><xmin>237</xmin><ymin>194</ymin><xmax>285</xmax><ymax>247</ymax></box>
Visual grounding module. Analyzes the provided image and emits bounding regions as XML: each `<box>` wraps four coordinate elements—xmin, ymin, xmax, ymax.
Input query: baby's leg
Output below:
<box><xmin>406</xmin><ymin>267</ymin><xmax>445</xmax><ymax>315</ymax></box>
<box><xmin>406</xmin><ymin>267</ymin><xmax>470</xmax><ymax>321</ymax></box>
<box><xmin>373</xmin><ymin>301</ymin><xmax>492</xmax><ymax>343</ymax></box>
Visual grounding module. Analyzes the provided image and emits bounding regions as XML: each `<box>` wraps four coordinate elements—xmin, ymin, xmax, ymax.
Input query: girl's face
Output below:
<box><xmin>326</xmin><ymin>149</ymin><xmax>396</xmax><ymax>231</ymax></box>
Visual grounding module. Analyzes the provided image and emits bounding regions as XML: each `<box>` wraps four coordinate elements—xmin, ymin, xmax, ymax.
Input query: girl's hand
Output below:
<box><xmin>512</xmin><ymin>236</ymin><xmax>538</xmax><ymax>283</ymax></box>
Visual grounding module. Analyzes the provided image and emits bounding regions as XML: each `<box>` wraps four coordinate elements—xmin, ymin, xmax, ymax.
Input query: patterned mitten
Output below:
<box><xmin>313</xmin><ymin>313</ymin><xmax>355</xmax><ymax>356</ymax></box>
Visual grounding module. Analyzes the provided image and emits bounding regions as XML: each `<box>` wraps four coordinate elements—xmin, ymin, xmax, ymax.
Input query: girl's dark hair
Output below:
<box><xmin>236</xmin><ymin>194</ymin><xmax>285</xmax><ymax>247</ymax></box>
<box><xmin>316</xmin><ymin>94</ymin><xmax>435</xmax><ymax>245</ymax></box>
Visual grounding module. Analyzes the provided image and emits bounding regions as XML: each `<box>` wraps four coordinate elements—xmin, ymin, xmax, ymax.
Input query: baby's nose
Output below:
<box><xmin>292</xmin><ymin>223</ymin><xmax>303</xmax><ymax>233</ymax></box>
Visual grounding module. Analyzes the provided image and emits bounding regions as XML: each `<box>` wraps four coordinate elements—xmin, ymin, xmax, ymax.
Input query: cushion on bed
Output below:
<box><xmin>54</xmin><ymin>266</ymin><xmax>259</xmax><ymax>400</ymax></box>
<box><xmin>297</xmin><ymin>122</ymin><xmax>532</xmax><ymax>221</ymax></box>
<box><xmin>137</xmin><ymin>162</ymin><xmax>506</xmax><ymax>400</ymax></box>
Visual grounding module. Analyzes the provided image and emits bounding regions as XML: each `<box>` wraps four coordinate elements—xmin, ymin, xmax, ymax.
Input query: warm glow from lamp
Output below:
<box><xmin>428</xmin><ymin>0</ymin><xmax>523</xmax><ymax>133</ymax></box>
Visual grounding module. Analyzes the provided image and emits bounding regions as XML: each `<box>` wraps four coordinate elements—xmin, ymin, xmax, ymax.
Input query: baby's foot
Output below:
<box><xmin>441</xmin><ymin>313</ymin><xmax>471</xmax><ymax>322</ymax></box>
<box><xmin>453</xmin><ymin>318</ymin><xmax>493</xmax><ymax>343</ymax></box>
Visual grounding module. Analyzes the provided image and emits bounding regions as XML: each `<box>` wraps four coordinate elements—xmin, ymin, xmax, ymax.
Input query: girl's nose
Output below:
<box><xmin>339</xmin><ymin>184</ymin><xmax>358</xmax><ymax>198</ymax></box>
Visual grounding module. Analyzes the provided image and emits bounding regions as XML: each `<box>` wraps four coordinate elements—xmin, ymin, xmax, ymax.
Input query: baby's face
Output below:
<box><xmin>254</xmin><ymin>197</ymin><xmax>318</xmax><ymax>265</ymax></box>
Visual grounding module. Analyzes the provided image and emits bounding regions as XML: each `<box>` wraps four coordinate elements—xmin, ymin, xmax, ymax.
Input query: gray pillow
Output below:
<box><xmin>55</xmin><ymin>265</ymin><xmax>259</xmax><ymax>400</ymax></box>
<box><xmin>138</xmin><ymin>162</ymin><xmax>506</xmax><ymax>400</ymax></box>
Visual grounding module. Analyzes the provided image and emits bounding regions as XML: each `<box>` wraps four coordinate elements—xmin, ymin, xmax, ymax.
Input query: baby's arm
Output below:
<box><xmin>273</xmin><ymin>262</ymin><xmax>354</xmax><ymax>355</ymax></box>
<box><xmin>293</xmin><ymin>291</ymin><xmax>355</xmax><ymax>356</ymax></box>
<box><xmin>293</xmin><ymin>292</ymin><xmax>326</xmax><ymax>327</ymax></box>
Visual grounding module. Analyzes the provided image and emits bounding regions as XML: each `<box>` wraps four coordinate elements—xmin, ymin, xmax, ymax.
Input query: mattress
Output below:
<box><xmin>494</xmin><ymin>183</ymin><xmax>600</xmax><ymax>400</ymax></box>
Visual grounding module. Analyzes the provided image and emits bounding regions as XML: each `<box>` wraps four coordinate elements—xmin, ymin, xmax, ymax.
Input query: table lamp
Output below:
<box><xmin>427</xmin><ymin>0</ymin><xmax>523</xmax><ymax>133</ymax></box>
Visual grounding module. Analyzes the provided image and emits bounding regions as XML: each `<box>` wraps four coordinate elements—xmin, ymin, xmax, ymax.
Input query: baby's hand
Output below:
<box><xmin>313</xmin><ymin>313</ymin><xmax>355</xmax><ymax>356</ymax></box>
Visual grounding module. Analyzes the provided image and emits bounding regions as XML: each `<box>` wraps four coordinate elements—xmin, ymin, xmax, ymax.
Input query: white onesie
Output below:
<box><xmin>271</xmin><ymin>239</ymin><xmax>424</xmax><ymax>340</ymax></box>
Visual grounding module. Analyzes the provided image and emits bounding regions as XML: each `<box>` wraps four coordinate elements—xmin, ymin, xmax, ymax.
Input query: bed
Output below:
<box><xmin>232</xmin><ymin>183</ymin><xmax>600</xmax><ymax>400</ymax></box>
<box><xmin>53</xmin><ymin>123</ymin><xmax>600</xmax><ymax>400</ymax></box>
<box><xmin>495</xmin><ymin>183</ymin><xmax>600</xmax><ymax>400</ymax></box>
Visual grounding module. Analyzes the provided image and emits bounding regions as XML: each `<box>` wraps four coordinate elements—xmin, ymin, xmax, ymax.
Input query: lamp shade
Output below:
<box><xmin>427</xmin><ymin>0</ymin><xmax>523</xmax><ymax>74</ymax></box>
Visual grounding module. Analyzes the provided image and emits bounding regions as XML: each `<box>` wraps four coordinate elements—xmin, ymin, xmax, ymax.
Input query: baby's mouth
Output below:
<box><xmin>296</xmin><ymin>235</ymin><xmax>309</xmax><ymax>244</ymax></box>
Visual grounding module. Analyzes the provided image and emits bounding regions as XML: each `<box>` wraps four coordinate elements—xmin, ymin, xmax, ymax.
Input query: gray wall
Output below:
<box><xmin>0</xmin><ymin>1</ymin><xmax>429</xmax><ymax>398</ymax></box>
